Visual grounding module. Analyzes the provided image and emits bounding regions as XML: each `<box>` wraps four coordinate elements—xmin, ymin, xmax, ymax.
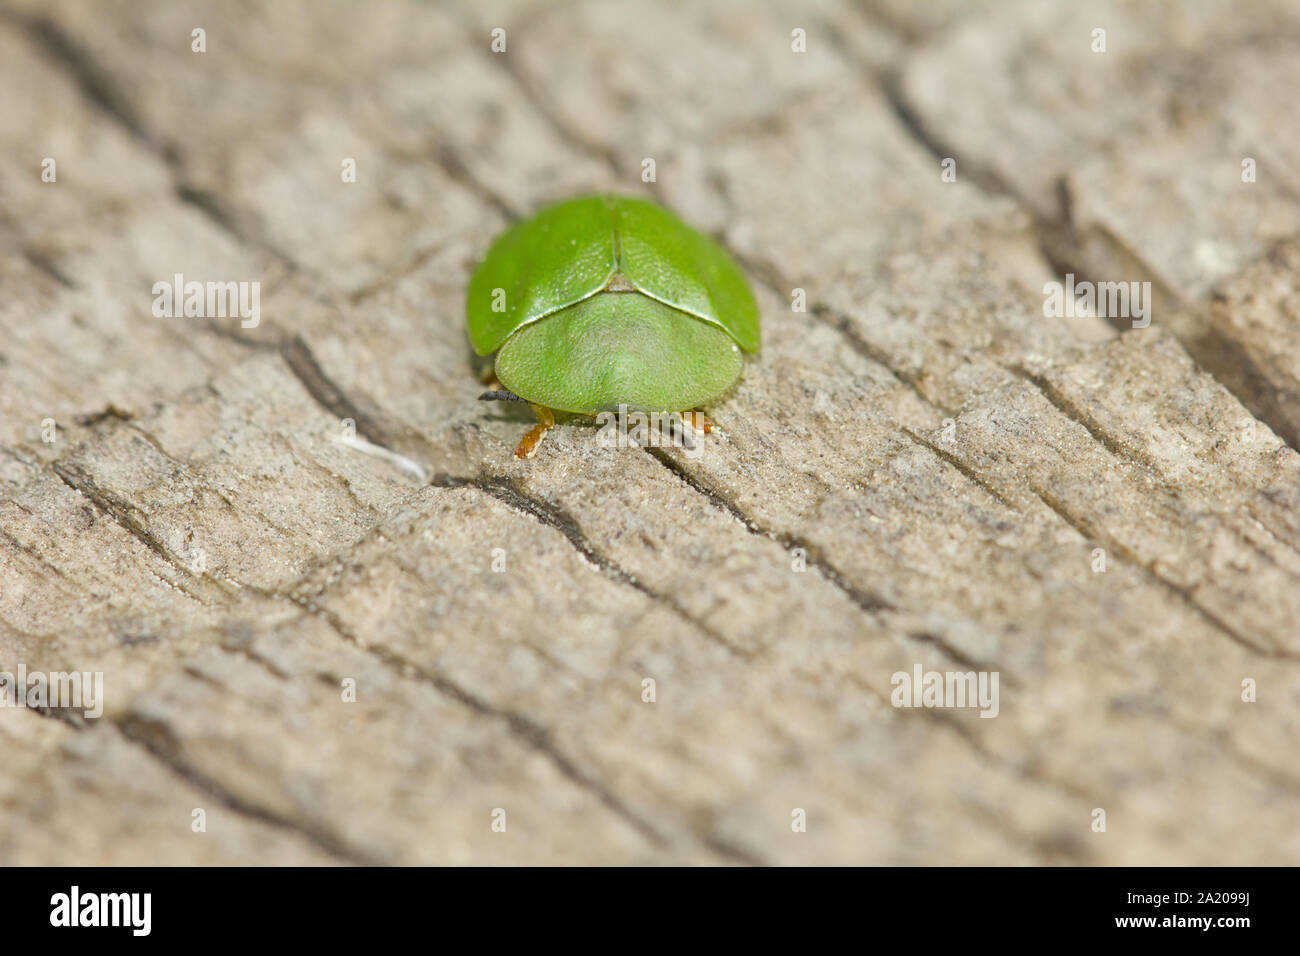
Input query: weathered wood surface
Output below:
<box><xmin>1</xmin><ymin>0</ymin><xmax>1297</xmax><ymax>865</ymax></box>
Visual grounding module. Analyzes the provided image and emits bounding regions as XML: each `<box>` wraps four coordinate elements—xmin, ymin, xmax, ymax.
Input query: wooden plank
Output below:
<box><xmin>1</xmin><ymin>0</ymin><xmax>1297</xmax><ymax>864</ymax></box>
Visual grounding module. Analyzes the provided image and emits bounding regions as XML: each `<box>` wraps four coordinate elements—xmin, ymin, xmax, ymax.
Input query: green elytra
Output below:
<box><xmin>466</xmin><ymin>195</ymin><xmax>759</xmax><ymax>456</ymax></box>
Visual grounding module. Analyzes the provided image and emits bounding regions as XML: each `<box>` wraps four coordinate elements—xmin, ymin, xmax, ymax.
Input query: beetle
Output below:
<box><xmin>466</xmin><ymin>194</ymin><xmax>760</xmax><ymax>458</ymax></box>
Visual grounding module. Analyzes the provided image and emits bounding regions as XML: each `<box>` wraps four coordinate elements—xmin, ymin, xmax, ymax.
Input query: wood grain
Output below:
<box><xmin>1</xmin><ymin>0</ymin><xmax>1297</xmax><ymax>865</ymax></box>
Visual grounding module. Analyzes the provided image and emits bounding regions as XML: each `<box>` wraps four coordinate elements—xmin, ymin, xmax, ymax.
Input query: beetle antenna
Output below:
<box><xmin>478</xmin><ymin>388</ymin><xmax>529</xmax><ymax>404</ymax></box>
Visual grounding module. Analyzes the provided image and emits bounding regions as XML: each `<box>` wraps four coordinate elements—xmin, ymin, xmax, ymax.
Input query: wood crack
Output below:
<box><xmin>432</xmin><ymin>472</ymin><xmax>754</xmax><ymax>659</ymax></box>
<box><xmin>1002</xmin><ymin>364</ymin><xmax>1157</xmax><ymax>471</ymax></box>
<box><xmin>113</xmin><ymin>715</ymin><xmax>375</xmax><ymax>865</ymax></box>
<box><xmin>278</xmin><ymin>595</ymin><xmax>732</xmax><ymax>860</ymax></box>
<box><xmin>16</xmin><ymin>12</ymin><xmax>304</xmax><ymax>274</ymax></box>
<box><xmin>1031</xmin><ymin>486</ymin><xmax>1290</xmax><ymax>661</ymax></box>
<box><xmin>644</xmin><ymin>445</ymin><xmax>896</xmax><ymax>617</ymax></box>
<box><xmin>900</xmin><ymin>428</ymin><xmax>1022</xmax><ymax>513</ymax></box>
<box><xmin>735</xmin><ymin>249</ymin><xmax>1296</xmax><ymax>664</ymax></box>
<box><xmin>873</xmin><ymin>35</ymin><xmax>1300</xmax><ymax>455</ymax></box>
<box><xmin>277</xmin><ymin>335</ymin><xmax>398</xmax><ymax>450</ymax></box>
<box><xmin>49</xmin><ymin>460</ymin><xmax>216</xmax><ymax>606</ymax></box>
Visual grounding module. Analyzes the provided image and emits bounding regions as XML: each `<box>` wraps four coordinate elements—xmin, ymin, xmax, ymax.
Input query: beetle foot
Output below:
<box><xmin>681</xmin><ymin>411</ymin><xmax>714</xmax><ymax>434</ymax></box>
<box><xmin>514</xmin><ymin>404</ymin><xmax>555</xmax><ymax>459</ymax></box>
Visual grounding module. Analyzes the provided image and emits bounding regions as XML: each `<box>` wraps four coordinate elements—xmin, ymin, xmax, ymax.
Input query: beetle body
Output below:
<box><xmin>466</xmin><ymin>195</ymin><xmax>759</xmax><ymax>456</ymax></box>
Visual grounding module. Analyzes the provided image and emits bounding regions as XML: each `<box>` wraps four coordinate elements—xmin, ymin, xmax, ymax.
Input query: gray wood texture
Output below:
<box><xmin>1</xmin><ymin>0</ymin><xmax>1297</xmax><ymax>865</ymax></box>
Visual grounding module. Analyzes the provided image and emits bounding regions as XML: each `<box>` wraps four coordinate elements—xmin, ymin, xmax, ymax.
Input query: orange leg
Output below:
<box><xmin>681</xmin><ymin>410</ymin><xmax>713</xmax><ymax>434</ymax></box>
<box><xmin>514</xmin><ymin>404</ymin><xmax>555</xmax><ymax>459</ymax></box>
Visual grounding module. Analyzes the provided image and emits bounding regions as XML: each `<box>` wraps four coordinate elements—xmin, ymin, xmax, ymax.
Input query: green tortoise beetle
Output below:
<box><xmin>466</xmin><ymin>194</ymin><xmax>760</xmax><ymax>458</ymax></box>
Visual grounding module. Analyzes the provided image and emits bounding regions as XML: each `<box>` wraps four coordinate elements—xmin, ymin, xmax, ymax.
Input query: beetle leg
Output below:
<box><xmin>514</xmin><ymin>405</ymin><xmax>555</xmax><ymax>459</ymax></box>
<box><xmin>479</xmin><ymin>387</ymin><xmax>529</xmax><ymax>404</ymax></box>
<box><xmin>479</xmin><ymin>365</ymin><xmax>501</xmax><ymax>387</ymax></box>
<box><xmin>681</xmin><ymin>411</ymin><xmax>714</xmax><ymax>434</ymax></box>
